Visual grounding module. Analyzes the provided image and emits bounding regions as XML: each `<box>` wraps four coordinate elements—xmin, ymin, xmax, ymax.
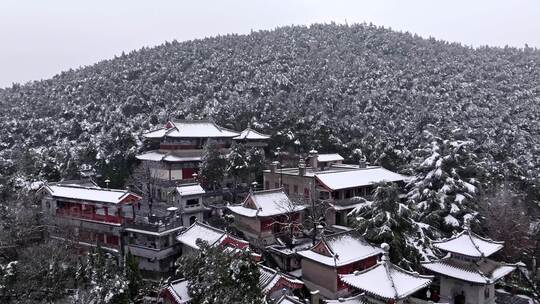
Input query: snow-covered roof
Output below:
<box><xmin>176</xmin><ymin>221</ymin><xmax>248</xmax><ymax>250</ymax></box>
<box><xmin>432</xmin><ymin>229</ymin><xmax>504</xmax><ymax>258</ymax></box>
<box><xmin>258</xmin><ymin>264</ymin><xmax>304</xmax><ymax>294</ymax></box>
<box><xmin>176</xmin><ymin>183</ymin><xmax>205</xmax><ymax>196</ymax></box>
<box><xmin>227</xmin><ymin>189</ymin><xmax>306</xmax><ymax>218</ymax></box>
<box><xmin>315</xmin><ymin>167</ymin><xmax>408</xmax><ymax>191</ymax></box>
<box><xmin>43</xmin><ymin>184</ymin><xmax>140</xmax><ymax>204</ymax></box>
<box><xmin>325</xmin><ymin>294</ymin><xmax>367</xmax><ymax>304</ymax></box>
<box><xmin>330</xmin><ymin>198</ymin><xmax>372</xmax><ymax>211</ymax></box>
<box><xmin>267</xmin><ymin>238</ymin><xmax>314</xmax><ymax>256</ymax></box>
<box><xmin>143</xmin><ymin>120</ymin><xmax>239</xmax><ymax>139</ymax></box>
<box><xmin>275</xmin><ymin>295</ymin><xmax>305</xmax><ymax>304</ymax></box>
<box><xmin>233</xmin><ymin>127</ymin><xmax>270</xmax><ymax>140</ymax></box>
<box><xmin>422</xmin><ymin>256</ymin><xmax>515</xmax><ymax>284</ymax></box>
<box><xmin>136</xmin><ymin>150</ymin><xmax>201</xmax><ymax>163</ymax></box>
<box><xmin>317</xmin><ymin>153</ymin><xmax>344</xmax><ymax>162</ymax></box>
<box><xmin>298</xmin><ymin>231</ymin><xmax>383</xmax><ymax>267</ymax></box>
<box><xmin>341</xmin><ymin>260</ymin><xmax>433</xmax><ymax>300</ymax></box>
<box><xmin>166</xmin><ymin>279</ymin><xmax>191</xmax><ymax>304</ymax></box>
<box><xmin>176</xmin><ymin>222</ymin><xmax>226</xmax><ymax>250</ymax></box>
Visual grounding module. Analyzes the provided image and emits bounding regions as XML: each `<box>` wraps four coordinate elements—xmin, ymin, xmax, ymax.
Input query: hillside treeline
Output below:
<box><xmin>0</xmin><ymin>22</ymin><xmax>539</xmax><ymax>207</ymax></box>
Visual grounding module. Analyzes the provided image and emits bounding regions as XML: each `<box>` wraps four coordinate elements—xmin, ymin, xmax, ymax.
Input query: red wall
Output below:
<box><xmin>56</xmin><ymin>201</ymin><xmax>133</xmax><ymax>224</ymax></box>
<box><xmin>336</xmin><ymin>255</ymin><xmax>379</xmax><ymax>290</ymax></box>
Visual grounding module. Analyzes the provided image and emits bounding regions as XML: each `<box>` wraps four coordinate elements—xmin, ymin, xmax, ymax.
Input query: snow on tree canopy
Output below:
<box><xmin>407</xmin><ymin>136</ymin><xmax>482</xmax><ymax>235</ymax></box>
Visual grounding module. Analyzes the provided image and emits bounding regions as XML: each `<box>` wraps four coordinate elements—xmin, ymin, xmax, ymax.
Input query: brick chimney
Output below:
<box><xmin>358</xmin><ymin>155</ymin><xmax>367</xmax><ymax>168</ymax></box>
<box><xmin>298</xmin><ymin>158</ymin><xmax>306</xmax><ymax>176</ymax></box>
<box><xmin>270</xmin><ymin>161</ymin><xmax>279</xmax><ymax>173</ymax></box>
<box><xmin>309</xmin><ymin>149</ymin><xmax>318</xmax><ymax>169</ymax></box>
<box><xmin>310</xmin><ymin>290</ymin><xmax>320</xmax><ymax>304</ymax></box>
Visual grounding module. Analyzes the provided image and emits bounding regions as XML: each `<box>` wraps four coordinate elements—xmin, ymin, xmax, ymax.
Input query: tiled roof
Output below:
<box><xmin>143</xmin><ymin>120</ymin><xmax>239</xmax><ymax>138</ymax></box>
<box><xmin>432</xmin><ymin>229</ymin><xmax>504</xmax><ymax>258</ymax></box>
<box><xmin>228</xmin><ymin>189</ymin><xmax>305</xmax><ymax>218</ymax></box>
<box><xmin>341</xmin><ymin>260</ymin><xmax>433</xmax><ymax>300</ymax></box>
<box><xmin>422</xmin><ymin>255</ymin><xmax>515</xmax><ymax>284</ymax></box>
<box><xmin>298</xmin><ymin>231</ymin><xmax>383</xmax><ymax>267</ymax></box>
<box><xmin>43</xmin><ymin>184</ymin><xmax>140</xmax><ymax>204</ymax></box>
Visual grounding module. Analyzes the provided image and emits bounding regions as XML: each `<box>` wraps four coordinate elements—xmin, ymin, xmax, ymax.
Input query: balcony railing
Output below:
<box><xmin>125</xmin><ymin>216</ymin><xmax>183</xmax><ymax>233</ymax></box>
<box><xmin>154</xmin><ymin>178</ymin><xmax>198</xmax><ymax>187</ymax></box>
<box><xmin>56</xmin><ymin>208</ymin><xmax>129</xmax><ymax>224</ymax></box>
<box><xmin>126</xmin><ymin>243</ymin><xmax>181</xmax><ymax>259</ymax></box>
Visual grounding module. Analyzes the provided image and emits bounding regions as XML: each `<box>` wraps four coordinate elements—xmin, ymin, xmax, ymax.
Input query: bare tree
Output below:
<box><xmin>271</xmin><ymin>198</ymin><xmax>306</xmax><ymax>247</ymax></box>
<box><xmin>125</xmin><ymin>162</ymin><xmax>161</xmax><ymax>215</ymax></box>
<box><xmin>479</xmin><ymin>182</ymin><xmax>533</xmax><ymax>262</ymax></box>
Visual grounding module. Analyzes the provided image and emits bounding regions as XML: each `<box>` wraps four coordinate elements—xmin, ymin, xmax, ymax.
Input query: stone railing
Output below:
<box><xmin>125</xmin><ymin>217</ymin><xmax>183</xmax><ymax>233</ymax></box>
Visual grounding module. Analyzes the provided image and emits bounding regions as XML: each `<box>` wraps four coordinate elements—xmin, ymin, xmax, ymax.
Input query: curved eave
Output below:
<box><xmin>340</xmin><ymin>262</ymin><xmax>433</xmax><ymax>300</ymax></box>
<box><xmin>421</xmin><ymin>260</ymin><xmax>516</xmax><ymax>284</ymax></box>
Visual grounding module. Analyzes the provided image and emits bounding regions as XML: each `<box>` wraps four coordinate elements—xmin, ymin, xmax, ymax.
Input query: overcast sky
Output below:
<box><xmin>1</xmin><ymin>0</ymin><xmax>539</xmax><ymax>88</ymax></box>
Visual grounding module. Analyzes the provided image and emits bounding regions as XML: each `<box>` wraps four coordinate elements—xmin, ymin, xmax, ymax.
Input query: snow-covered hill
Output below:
<box><xmin>1</xmin><ymin>23</ymin><xmax>539</xmax><ymax>203</ymax></box>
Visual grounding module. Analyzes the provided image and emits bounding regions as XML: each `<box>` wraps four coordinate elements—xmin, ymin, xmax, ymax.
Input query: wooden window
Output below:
<box><xmin>283</xmin><ymin>184</ymin><xmax>290</xmax><ymax>194</ymax></box>
<box><xmin>106</xmin><ymin>235</ymin><xmax>119</xmax><ymax>246</ymax></box>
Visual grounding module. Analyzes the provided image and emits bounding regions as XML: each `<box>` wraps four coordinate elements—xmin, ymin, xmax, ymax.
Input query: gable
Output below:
<box><xmin>119</xmin><ymin>193</ymin><xmax>142</xmax><ymax>204</ymax></box>
<box><xmin>244</xmin><ymin>197</ymin><xmax>258</xmax><ymax>210</ymax></box>
<box><xmin>165</xmin><ymin>121</ymin><xmax>175</xmax><ymax>129</ymax></box>
<box><xmin>312</xmin><ymin>240</ymin><xmax>332</xmax><ymax>257</ymax></box>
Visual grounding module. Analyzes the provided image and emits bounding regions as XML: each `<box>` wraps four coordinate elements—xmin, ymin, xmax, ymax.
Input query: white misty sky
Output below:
<box><xmin>0</xmin><ymin>0</ymin><xmax>539</xmax><ymax>88</ymax></box>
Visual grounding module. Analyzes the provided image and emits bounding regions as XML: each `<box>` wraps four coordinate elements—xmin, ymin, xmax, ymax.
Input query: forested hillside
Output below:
<box><xmin>1</xmin><ymin>23</ymin><xmax>540</xmax><ymax>206</ymax></box>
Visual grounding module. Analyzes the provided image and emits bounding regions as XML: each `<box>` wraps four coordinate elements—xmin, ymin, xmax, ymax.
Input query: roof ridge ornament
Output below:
<box><xmin>464</xmin><ymin>218</ymin><xmax>485</xmax><ymax>257</ymax></box>
<box><xmin>380</xmin><ymin>243</ymin><xmax>399</xmax><ymax>299</ymax></box>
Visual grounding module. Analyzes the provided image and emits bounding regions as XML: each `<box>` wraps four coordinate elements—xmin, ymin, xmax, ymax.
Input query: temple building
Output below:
<box><xmin>233</xmin><ymin>127</ymin><xmax>271</xmax><ymax>147</ymax></box>
<box><xmin>40</xmin><ymin>181</ymin><xmax>141</xmax><ymax>257</ymax></box>
<box><xmin>340</xmin><ymin>244</ymin><xmax>434</xmax><ymax>304</ymax></box>
<box><xmin>123</xmin><ymin>212</ymin><xmax>184</xmax><ymax>278</ymax></box>
<box><xmin>136</xmin><ymin>120</ymin><xmax>239</xmax><ymax>197</ymax></box>
<box><xmin>310</xmin><ymin>153</ymin><xmax>344</xmax><ymax>169</ymax></box>
<box><xmin>40</xmin><ymin>181</ymin><xmax>188</xmax><ymax>277</ymax></box>
<box><xmin>325</xmin><ymin>294</ymin><xmax>367</xmax><ymax>304</ymax></box>
<box><xmin>170</xmin><ymin>183</ymin><xmax>206</xmax><ymax>226</ymax></box>
<box><xmin>136</xmin><ymin>120</ymin><xmax>269</xmax><ymax>201</ymax></box>
<box><xmin>258</xmin><ymin>264</ymin><xmax>304</xmax><ymax>300</ymax></box>
<box><xmin>297</xmin><ymin>230</ymin><xmax>383</xmax><ymax>299</ymax></box>
<box><xmin>161</xmin><ymin>279</ymin><xmax>191</xmax><ymax>304</ymax></box>
<box><xmin>274</xmin><ymin>295</ymin><xmax>306</xmax><ymax>304</ymax></box>
<box><xmin>263</xmin><ymin>150</ymin><xmax>408</xmax><ymax>226</ymax></box>
<box><xmin>227</xmin><ymin>188</ymin><xmax>306</xmax><ymax>245</ymax></box>
<box><xmin>421</xmin><ymin>226</ymin><xmax>516</xmax><ymax>304</ymax></box>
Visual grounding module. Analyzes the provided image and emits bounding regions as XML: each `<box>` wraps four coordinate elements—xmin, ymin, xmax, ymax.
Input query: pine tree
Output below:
<box><xmin>349</xmin><ymin>182</ymin><xmax>421</xmax><ymax>268</ymax></box>
<box><xmin>124</xmin><ymin>251</ymin><xmax>143</xmax><ymax>303</ymax></box>
<box><xmin>175</xmin><ymin>240</ymin><xmax>263</xmax><ymax>304</ymax></box>
<box><xmin>0</xmin><ymin>261</ymin><xmax>17</xmax><ymax>299</ymax></box>
<box><xmin>246</xmin><ymin>147</ymin><xmax>266</xmax><ymax>184</ymax></box>
<box><xmin>407</xmin><ymin>134</ymin><xmax>483</xmax><ymax>237</ymax></box>
<box><xmin>79</xmin><ymin>247</ymin><xmax>129</xmax><ymax>304</ymax></box>
<box><xmin>227</xmin><ymin>143</ymin><xmax>249</xmax><ymax>200</ymax></box>
<box><xmin>199</xmin><ymin>143</ymin><xmax>227</xmax><ymax>190</ymax></box>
